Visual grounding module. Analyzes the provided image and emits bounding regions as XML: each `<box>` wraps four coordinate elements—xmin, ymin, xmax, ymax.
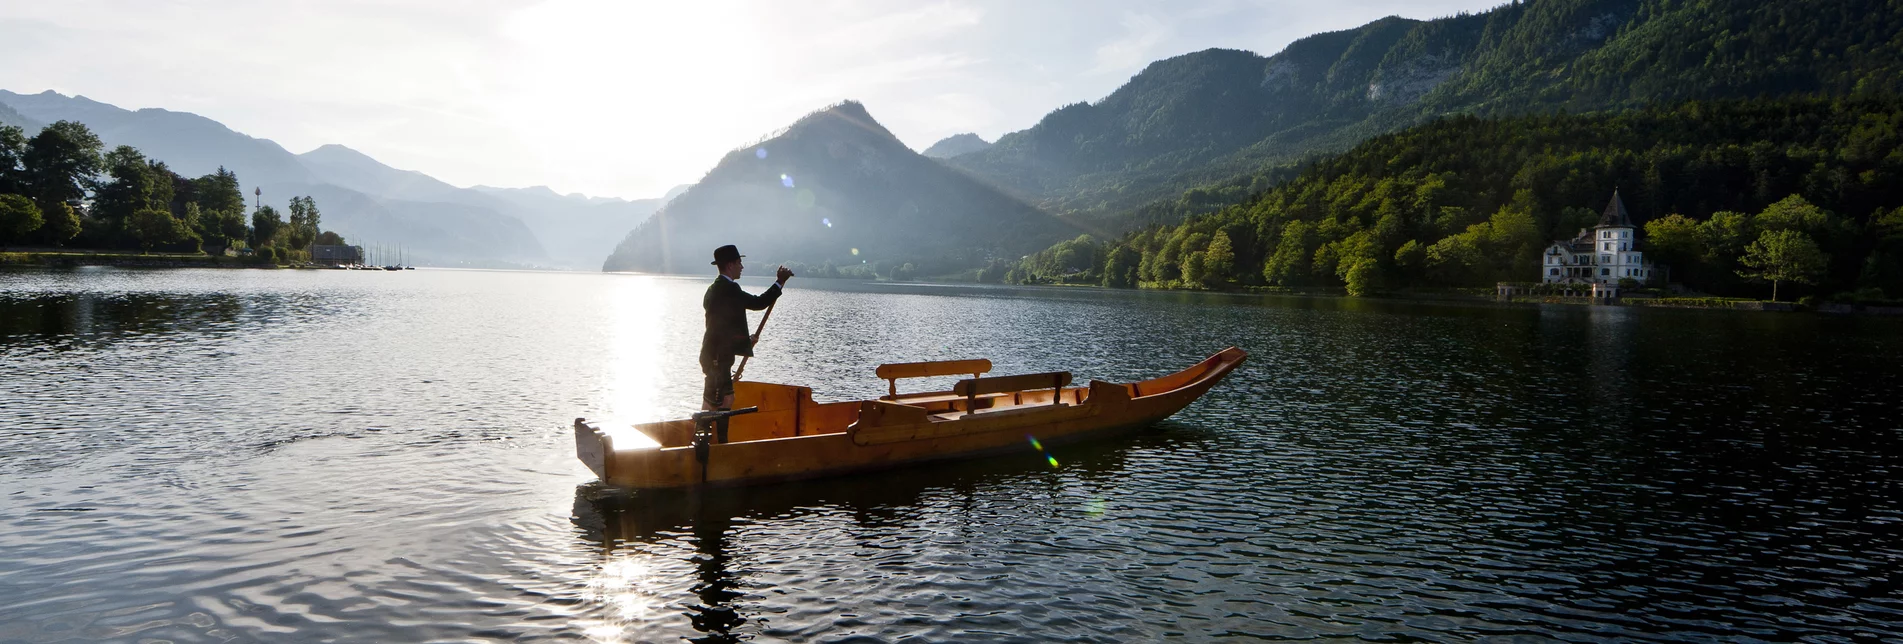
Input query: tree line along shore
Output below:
<box><xmin>0</xmin><ymin>120</ymin><xmax>342</xmax><ymax>266</ymax></box>
<box><xmin>990</xmin><ymin>98</ymin><xmax>1903</xmax><ymax>309</ymax></box>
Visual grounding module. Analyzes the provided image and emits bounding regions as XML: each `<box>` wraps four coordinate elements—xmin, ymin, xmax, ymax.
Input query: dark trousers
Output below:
<box><xmin>700</xmin><ymin>353</ymin><xmax>736</xmax><ymax>443</ymax></box>
<box><xmin>701</xmin><ymin>352</ymin><xmax>735</xmax><ymax>410</ymax></box>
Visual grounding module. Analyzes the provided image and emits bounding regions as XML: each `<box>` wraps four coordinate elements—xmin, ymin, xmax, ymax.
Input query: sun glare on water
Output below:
<box><xmin>597</xmin><ymin>275</ymin><xmax>670</xmax><ymax>449</ymax></box>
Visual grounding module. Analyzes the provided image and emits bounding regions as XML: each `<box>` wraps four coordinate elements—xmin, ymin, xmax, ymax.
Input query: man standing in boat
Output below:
<box><xmin>702</xmin><ymin>244</ymin><xmax>793</xmax><ymax>414</ymax></box>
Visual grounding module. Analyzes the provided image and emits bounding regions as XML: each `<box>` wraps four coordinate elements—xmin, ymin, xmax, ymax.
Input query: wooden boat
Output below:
<box><xmin>574</xmin><ymin>347</ymin><xmax>1247</xmax><ymax>489</ymax></box>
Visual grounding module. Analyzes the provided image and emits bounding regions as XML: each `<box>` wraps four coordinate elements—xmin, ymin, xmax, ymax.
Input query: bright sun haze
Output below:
<box><xmin>0</xmin><ymin>0</ymin><xmax>1504</xmax><ymax>200</ymax></box>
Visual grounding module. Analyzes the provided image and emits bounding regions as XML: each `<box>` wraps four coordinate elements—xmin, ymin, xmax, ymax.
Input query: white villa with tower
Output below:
<box><xmin>1541</xmin><ymin>189</ymin><xmax>1659</xmax><ymax>286</ymax></box>
<box><xmin>1497</xmin><ymin>189</ymin><xmax>1665</xmax><ymax>302</ymax></box>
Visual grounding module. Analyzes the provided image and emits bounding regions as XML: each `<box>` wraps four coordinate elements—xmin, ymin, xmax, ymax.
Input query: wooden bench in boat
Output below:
<box><xmin>940</xmin><ymin>371</ymin><xmax>1073</xmax><ymax>418</ymax></box>
<box><xmin>876</xmin><ymin>358</ymin><xmax>992</xmax><ymax>405</ymax></box>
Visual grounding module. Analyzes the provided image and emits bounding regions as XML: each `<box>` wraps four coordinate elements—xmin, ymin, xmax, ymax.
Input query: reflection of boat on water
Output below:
<box><xmin>570</xmin><ymin>435</ymin><xmax>1146</xmax><ymax>642</ymax></box>
<box><xmin>575</xmin><ymin>347</ymin><xmax>1246</xmax><ymax>489</ymax></box>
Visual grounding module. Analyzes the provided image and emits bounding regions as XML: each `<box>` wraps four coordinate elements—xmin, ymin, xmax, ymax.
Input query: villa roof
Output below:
<box><xmin>1598</xmin><ymin>189</ymin><xmax>1634</xmax><ymax>228</ymax></box>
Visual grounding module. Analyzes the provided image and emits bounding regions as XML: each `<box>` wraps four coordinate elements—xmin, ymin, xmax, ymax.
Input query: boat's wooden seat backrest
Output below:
<box><xmin>876</xmin><ymin>359</ymin><xmax>992</xmax><ymax>398</ymax></box>
<box><xmin>953</xmin><ymin>372</ymin><xmax>1073</xmax><ymax>409</ymax></box>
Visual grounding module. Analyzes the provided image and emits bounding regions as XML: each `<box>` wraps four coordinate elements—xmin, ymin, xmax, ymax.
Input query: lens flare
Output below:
<box><xmin>850</xmin><ymin>248</ymin><xmax>859</xmax><ymax>255</ymax></box>
<box><xmin>1027</xmin><ymin>434</ymin><xmax>1059</xmax><ymax>469</ymax></box>
<box><xmin>780</xmin><ymin>174</ymin><xmax>795</xmax><ymax>188</ymax></box>
<box><xmin>755</xmin><ymin>147</ymin><xmax>767</xmax><ymax>159</ymax></box>
<box><xmin>822</xmin><ymin>218</ymin><xmax>832</xmax><ymax>227</ymax></box>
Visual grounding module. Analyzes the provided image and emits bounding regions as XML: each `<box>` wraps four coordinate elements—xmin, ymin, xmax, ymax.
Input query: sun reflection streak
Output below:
<box><xmin>598</xmin><ymin>276</ymin><xmax>668</xmax><ymax>449</ymax></box>
<box><xmin>579</xmin><ymin>556</ymin><xmax>669</xmax><ymax>643</ymax></box>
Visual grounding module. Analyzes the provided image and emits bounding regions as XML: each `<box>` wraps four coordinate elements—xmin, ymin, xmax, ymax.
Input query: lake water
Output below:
<box><xmin>2</xmin><ymin>267</ymin><xmax>1900</xmax><ymax>642</ymax></box>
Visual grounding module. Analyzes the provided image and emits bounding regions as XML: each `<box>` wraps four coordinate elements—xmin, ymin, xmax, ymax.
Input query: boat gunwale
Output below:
<box><xmin>582</xmin><ymin>346</ymin><xmax>1246</xmax><ymax>455</ymax></box>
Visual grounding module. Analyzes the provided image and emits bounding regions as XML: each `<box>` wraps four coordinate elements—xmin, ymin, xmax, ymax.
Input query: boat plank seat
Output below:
<box><xmin>876</xmin><ymin>358</ymin><xmax>992</xmax><ymax>400</ymax></box>
<box><xmin>952</xmin><ymin>371</ymin><xmax>1072</xmax><ymax>414</ymax></box>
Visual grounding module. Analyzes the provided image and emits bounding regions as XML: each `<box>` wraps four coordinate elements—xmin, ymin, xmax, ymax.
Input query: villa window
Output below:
<box><xmin>1601</xmin><ymin>268</ymin><xmax>1610</xmax><ymax>276</ymax></box>
<box><xmin>1550</xmin><ymin>268</ymin><xmax>1559</xmax><ymax>276</ymax></box>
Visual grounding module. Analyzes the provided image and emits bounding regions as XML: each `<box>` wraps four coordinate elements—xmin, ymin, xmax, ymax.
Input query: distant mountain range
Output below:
<box><xmin>603</xmin><ymin>102</ymin><xmax>1075</xmax><ymax>275</ymax></box>
<box><xmin>0</xmin><ymin>90</ymin><xmax>672</xmax><ymax>268</ymax></box>
<box><xmin>949</xmin><ymin>0</ymin><xmax>1903</xmax><ymax>224</ymax></box>
<box><xmin>9</xmin><ymin>0</ymin><xmax>1893</xmax><ymax>275</ymax></box>
<box><xmin>920</xmin><ymin>133</ymin><xmax>991</xmax><ymax>159</ymax></box>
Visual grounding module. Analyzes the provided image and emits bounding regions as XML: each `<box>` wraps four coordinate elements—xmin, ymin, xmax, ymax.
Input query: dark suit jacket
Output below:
<box><xmin>701</xmin><ymin>276</ymin><xmax>782</xmax><ymax>361</ymax></box>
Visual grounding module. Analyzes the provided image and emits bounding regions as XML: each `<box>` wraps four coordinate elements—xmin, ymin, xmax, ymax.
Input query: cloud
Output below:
<box><xmin>1090</xmin><ymin>12</ymin><xmax>1171</xmax><ymax>76</ymax></box>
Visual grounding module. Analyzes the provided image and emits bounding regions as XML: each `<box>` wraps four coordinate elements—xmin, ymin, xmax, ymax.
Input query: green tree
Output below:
<box><xmin>22</xmin><ymin>121</ymin><xmax>103</xmax><ymax>246</ymax></box>
<box><xmin>193</xmin><ymin>167</ymin><xmax>244</xmax><ymax>214</ymax></box>
<box><xmin>1426</xmin><ymin>230</ymin><xmax>1485</xmax><ymax>284</ymax></box>
<box><xmin>0</xmin><ymin>193</ymin><xmax>42</xmax><ymax>243</ymax></box>
<box><xmin>218</xmin><ymin>209</ymin><xmax>249</xmax><ymax>252</ymax></box>
<box><xmin>1737</xmin><ymin>230</ymin><xmax>1828</xmax><ymax>301</ymax></box>
<box><xmin>1102</xmin><ymin>245</ymin><xmax>1139</xmax><ymax>287</ymax></box>
<box><xmin>1330</xmin><ymin>230</ymin><xmax>1383</xmax><ymax>294</ymax></box>
<box><xmin>1486</xmin><ymin>201</ymin><xmax>1542</xmax><ymax>277</ymax></box>
<box><xmin>1696</xmin><ymin>211</ymin><xmax>1754</xmax><ymax>265</ymax></box>
<box><xmin>0</xmin><ymin>124</ymin><xmax>27</xmax><ymax>195</ymax></box>
<box><xmin>1754</xmin><ymin>194</ymin><xmax>1834</xmax><ymax>236</ymax></box>
<box><xmin>130</xmin><ymin>208</ymin><xmax>184</xmax><ymax>253</ymax></box>
<box><xmin>287</xmin><ymin>195</ymin><xmax>321</xmax><ymax>250</ymax></box>
<box><xmin>1151</xmin><ymin>229</ymin><xmax>1187</xmax><ymax>282</ymax></box>
<box><xmin>1342</xmin><ymin>258</ymin><xmax>1381</xmax><ymax>296</ymax></box>
<box><xmin>94</xmin><ymin>147</ymin><xmax>178</xmax><ymax>246</ymax></box>
<box><xmin>39</xmin><ymin>201</ymin><xmax>80</xmax><ymax>245</ymax></box>
<box><xmin>1262</xmin><ymin>221</ymin><xmax>1313</xmax><ymax>286</ymax></box>
<box><xmin>1645</xmin><ymin>214</ymin><xmax>1702</xmax><ymax>263</ymax></box>
<box><xmin>1203</xmin><ymin>229</ymin><xmax>1236</xmax><ymax>284</ymax></box>
<box><xmin>1181</xmin><ymin>251</ymin><xmax>1207</xmax><ymax>286</ymax></box>
<box><xmin>1392</xmin><ymin>239</ymin><xmax>1426</xmax><ymax>279</ymax></box>
<box><xmin>251</xmin><ymin>205</ymin><xmax>284</xmax><ymax>249</ymax></box>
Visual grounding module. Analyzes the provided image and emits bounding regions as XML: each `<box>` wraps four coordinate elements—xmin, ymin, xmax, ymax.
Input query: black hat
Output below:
<box><xmin>711</xmin><ymin>244</ymin><xmax>744</xmax><ymax>265</ymax></box>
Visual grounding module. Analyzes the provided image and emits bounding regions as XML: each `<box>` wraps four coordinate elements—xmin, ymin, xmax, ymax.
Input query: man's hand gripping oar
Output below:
<box><xmin>731</xmin><ymin>265</ymin><xmax>794</xmax><ymax>384</ymax></box>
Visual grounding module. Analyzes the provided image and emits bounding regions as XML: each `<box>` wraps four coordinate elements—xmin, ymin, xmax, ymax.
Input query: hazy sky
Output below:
<box><xmin>0</xmin><ymin>0</ymin><xmax>1504</xmax><ymax>200</ymax></box>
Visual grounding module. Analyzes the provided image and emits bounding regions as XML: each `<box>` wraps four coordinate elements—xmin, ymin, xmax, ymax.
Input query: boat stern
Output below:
<box><xmin>573</xmin><ymin>418</ymin><xmax>612</xmax><ymax>480</ymax></box>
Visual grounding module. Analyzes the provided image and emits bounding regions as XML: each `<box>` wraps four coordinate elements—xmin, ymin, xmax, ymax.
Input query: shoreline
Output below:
<box><xmin>993</xmin><ymin>278</ymin><xmax>1903</xmax><ymax>316</ymax></box>
<box><xmin>1</xmin><ymin>250</ymin><xmax>277</xmax><ymax>269</ymax></box>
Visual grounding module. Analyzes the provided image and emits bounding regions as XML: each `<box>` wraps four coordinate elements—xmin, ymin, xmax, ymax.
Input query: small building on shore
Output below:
<box><xmin>1541</xmin><ymin>190</ymin><xmax>1660</xmax><ymax>286</ymax></box>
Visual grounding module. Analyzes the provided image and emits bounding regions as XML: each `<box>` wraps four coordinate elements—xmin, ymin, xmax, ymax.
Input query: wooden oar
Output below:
<box><xmin>730</xmin><ymin>299</ymin><xmax>777</xmax><ymax>383</ymax></box>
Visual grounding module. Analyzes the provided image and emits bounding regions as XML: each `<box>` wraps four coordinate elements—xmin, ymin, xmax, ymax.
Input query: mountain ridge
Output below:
<box><xmin>0</xmin><ymin>90</ymin><xmax>665</xmax><ymax>267</ymax></box>
<box><xmin>603</xmin><ymin>101</ymin><xmax>1075</xmax><ymax>275</ymax></box>
<box><xmin>951</xmin><ymin>0</ymin><xmax>1903</xmax><ymax>227</ymax></box>
<box><xmin>920</xmin><ymin>133</ymin><xmax>991</xmax><ymax>158</ymax></box>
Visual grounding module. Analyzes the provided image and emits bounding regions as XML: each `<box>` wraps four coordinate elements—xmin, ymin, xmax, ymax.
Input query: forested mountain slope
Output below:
<box><xmin>1009</xmin><ymin>98</ymin><xmax>1903</xmax><ymax>302</ymax></box>
<box><xmin>951</xmin><ymin>0</ymin><xmax>1903</xmax><ymax>225</ymax></box>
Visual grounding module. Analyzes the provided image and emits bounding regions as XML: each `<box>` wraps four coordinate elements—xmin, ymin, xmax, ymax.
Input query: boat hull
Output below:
<box><xmin>576</xmin><ymin>347</ymin><xmax>1246</xmax><ymax>489</ymax></box>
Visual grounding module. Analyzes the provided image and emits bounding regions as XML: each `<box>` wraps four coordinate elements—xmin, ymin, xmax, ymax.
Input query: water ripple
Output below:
<box><xmin>1</xmin><ymin>269</ymin><xmax>1900</xmax><ymax>642</ymax></box>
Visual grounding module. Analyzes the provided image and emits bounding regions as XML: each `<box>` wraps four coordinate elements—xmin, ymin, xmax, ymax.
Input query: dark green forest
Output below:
<box><xmin>1001</xmin><ymin>98</ymin><xmax>1903</xmax><ymax>302</ymax></box>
